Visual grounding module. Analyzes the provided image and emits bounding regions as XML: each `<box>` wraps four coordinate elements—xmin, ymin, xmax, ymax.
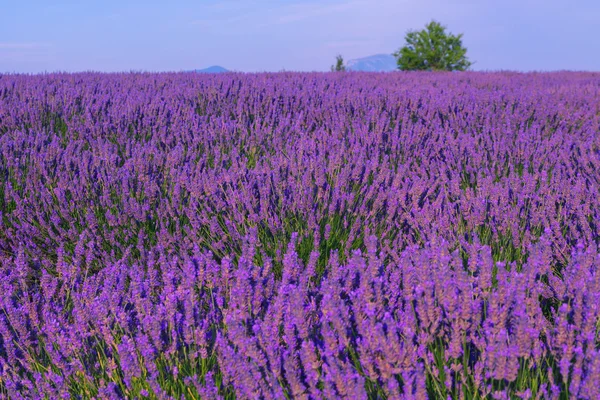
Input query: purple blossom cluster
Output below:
<box><xmin>0</xmin><ymin>72</ymin><xmax>599</xmax><ymax>399</ymax></box>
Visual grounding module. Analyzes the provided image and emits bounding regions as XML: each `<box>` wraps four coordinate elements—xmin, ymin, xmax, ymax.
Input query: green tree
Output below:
<box><xmin>331</xmin><ymin>55</ymin><xmax>346</xmax><ymax>72</ymax></box>
<box><xmin>393</xmin><ymin>20</ymin><xmax>472</xmax><ymax>71</ymax></box>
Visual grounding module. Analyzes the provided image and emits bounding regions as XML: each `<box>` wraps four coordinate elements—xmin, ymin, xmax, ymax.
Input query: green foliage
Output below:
<box><xmin>331</xmin><ymin>54</ymin><xmax>346</xmax><ymax>72</ymax></box>
<box><xmin>394</xmin><ymin>20</ymin><xmax>472</xmax><ymax>71</ymax></box>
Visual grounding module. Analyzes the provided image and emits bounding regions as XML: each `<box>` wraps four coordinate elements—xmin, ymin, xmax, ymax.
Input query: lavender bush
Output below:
<box><xmin>0</xmin><ymin>72</ymin><xmax>599</xmax><ymax>399</ymax></box>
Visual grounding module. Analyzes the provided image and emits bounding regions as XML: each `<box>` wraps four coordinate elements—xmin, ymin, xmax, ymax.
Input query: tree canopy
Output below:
<box><xmin>394</xmin><ymin>21</ymin><xmax>472</xmax><ymax>71</ymax></box>
<box><xmin>331</xmin><ymin>55</ymin><xmax>346</xmax><ymax>72</ymax></box>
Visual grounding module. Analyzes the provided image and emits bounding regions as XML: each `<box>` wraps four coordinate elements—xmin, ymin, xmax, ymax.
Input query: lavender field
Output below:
<box><xmin>0</xmin><ymin>72</ymin><xmax>599</xmax><ymax>399</ymax></box>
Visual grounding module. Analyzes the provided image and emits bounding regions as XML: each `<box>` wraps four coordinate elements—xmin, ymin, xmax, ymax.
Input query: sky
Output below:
<box><xmin>1</xmin><ymin>0</ymin><xmax>599</xmax><ymax>73</ymax></box>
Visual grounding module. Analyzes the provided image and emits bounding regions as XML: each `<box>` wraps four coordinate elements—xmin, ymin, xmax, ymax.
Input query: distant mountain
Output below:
<box><xmin>346</xmin><ymin>54</ymin><xmax>397</xmax><ymax>72</ymax></box>
<box><xmin>194</xmin><ymin>66</ymin><xmax>229</xmax><ymax>73</ymax></box>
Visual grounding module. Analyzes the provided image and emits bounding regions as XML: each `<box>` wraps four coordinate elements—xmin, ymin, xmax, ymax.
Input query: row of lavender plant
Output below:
<box><xmin>0</xmin><ymin>72</ymin><xmax>599</xmax><ymax>399</ymax></box>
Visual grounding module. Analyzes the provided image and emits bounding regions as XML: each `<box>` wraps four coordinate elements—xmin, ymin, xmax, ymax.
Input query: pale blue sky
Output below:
<box><xmin>1</xmin><ymin>0</ymin><xmax>599</xmax><ymax>73</ymax></box>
